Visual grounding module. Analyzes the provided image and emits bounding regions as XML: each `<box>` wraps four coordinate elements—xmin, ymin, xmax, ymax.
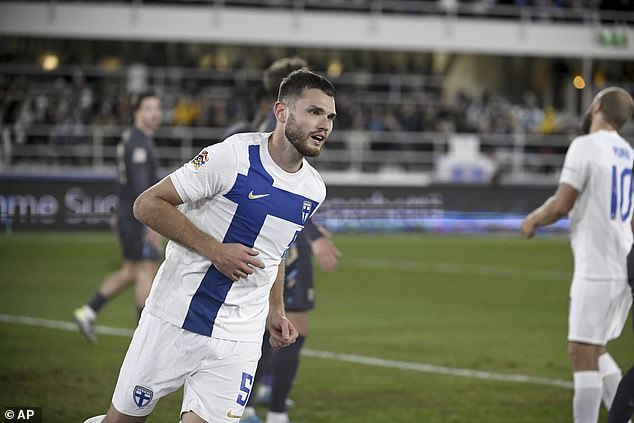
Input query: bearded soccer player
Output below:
<box><xmin>83</xmin><ymin>69</ymin><xmax>337</xmax><ymax>423</ymax></box>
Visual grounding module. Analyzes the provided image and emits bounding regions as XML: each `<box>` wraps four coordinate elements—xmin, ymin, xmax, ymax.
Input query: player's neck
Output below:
<box><xmin>268</xmin><ymin>134</ymin><xmax>303</xmax><ymax>173</ymax></box>
<box><xmin>590</xmin><ymin>120</ymin><xmax>615</xmax><ymax>134</ymax></box>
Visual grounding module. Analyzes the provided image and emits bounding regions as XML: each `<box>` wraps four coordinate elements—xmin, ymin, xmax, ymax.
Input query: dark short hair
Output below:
<box><xmin>278</xmin><ymin>69</ymin><xmax>336</xmax><ymax>103</ymax></box>
<box><xmin>599</xmin><ymin>88</ymin><xmax>634</xmax><ymax>131</ymax></box>
<box><xmin>264</xmin><ymin>57</ymin><xmax>309</xmax><ymax>97</ymax></box>
<box><xmin>132</xmin><ymin>90</ymin><xmax>159</xmax><ymax>112</ymax></box>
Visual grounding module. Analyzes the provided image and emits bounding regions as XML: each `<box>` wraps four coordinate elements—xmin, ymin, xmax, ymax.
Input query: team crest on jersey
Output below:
<box><xmin>189</xmin><ymin>150</ymin><xmax>209</xmax><ymax>171</ymax></box>
<box><xmin>133</xmin><ymin>385</ymin><xmax>153</xmax><ymax>408</ymax></box>
<box><xmin>302</xmin><ymin>200</ymin><xmax>313</xmax><ymax>223</ymax></box>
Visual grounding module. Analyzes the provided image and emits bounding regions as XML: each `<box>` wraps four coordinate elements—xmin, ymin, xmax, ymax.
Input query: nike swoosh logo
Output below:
<box><xmin>226</xmin><ymin>410</ymin><xmax>242</xmax><ymax>419</ymax></box>
<box><xmin>248</xmin><ymin>190</ymin><xmax>270</xmax><ymax>200</ymax></box>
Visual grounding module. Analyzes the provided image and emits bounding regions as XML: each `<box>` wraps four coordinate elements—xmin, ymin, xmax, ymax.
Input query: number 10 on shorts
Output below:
<box><xmin>236</xmin><ymin>372</ymin><xmax>254</xmax><ymax>406</ymax></box>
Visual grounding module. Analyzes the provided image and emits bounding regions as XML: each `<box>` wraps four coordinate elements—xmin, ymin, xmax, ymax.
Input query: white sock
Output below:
<box><xmin>83</xmin><ymin>415</ymin><xmax>106</xmax><ymax>423</ymax></box>
<box><xmin>82</xmin><ymin>305</ymin><xmax>97</xmax><ymax>320</ymax></box>
<box><xmin>598</xmin><ymin>353</ymin><xmax>622</xmax><ymax>410</ymax></box>
<box><xmin>573</xmin><ymin>371</ymin><xmax>602</xmax><ymax>423</ymax></box>
<box><xmin>241</xmin><ymin>406</ymin><xmax>256</xmax><ymax>419</ymax></box>
<box><xmin>265</xmin><ymin>411</ymin><xmax>289</xmax><ymax>423</ymax></box>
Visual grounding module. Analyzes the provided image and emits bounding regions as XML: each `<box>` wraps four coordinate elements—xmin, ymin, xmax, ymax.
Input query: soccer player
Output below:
<box><xmin>520</xmin><ymin>87</ymin><xmax>634</xmax><ymax>423</ymax></box>
<box><xmin>74</xmin><ymin>91</ymin><xmax>163</xmax><ymax>343</ymax></box>
<box><xmin>240</xmin><ymin>57</ymin><xmax>341</xmax><ymax>423</ymax></box>
<box><xmin>82</xmin><ymin>69</ymin><xmax>337</xmax><ymax>423</ymax></box>
<box><xmin>606</xmin><ymin>244</ymin><xmax>634</xmax><ymax>423</ymax></box>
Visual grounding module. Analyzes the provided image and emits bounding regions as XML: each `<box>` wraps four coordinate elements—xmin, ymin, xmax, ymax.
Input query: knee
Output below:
<box><xmin>568</xmin><ymin>342</ymin><xmax>601</xmax><ymax>370</ymax></box>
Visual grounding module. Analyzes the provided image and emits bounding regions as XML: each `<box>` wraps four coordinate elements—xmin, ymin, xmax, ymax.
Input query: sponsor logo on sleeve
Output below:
<box><xmin>189</xmin><ymin>150</ymin><xmax>209</xmax><ymax>171</ymax></box>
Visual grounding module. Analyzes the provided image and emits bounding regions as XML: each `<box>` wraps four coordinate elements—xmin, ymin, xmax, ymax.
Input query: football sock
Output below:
<box><xmin>247</xmin><ymin>331</ymin><xmax>273</xmax><ymax>408</ymax></box>
<box><xmin>82</xmin><ymin>415</ymin><xmax>105</xmax><ymax>423</ymax></box>
<box><xmin>242</xmin><ymin>406</ymin><xmax>256</xmax><ymax>418</ymax></box>
<box><xmin>269</xmin><ymin>335</ymin><xmax>305</xmax><ymax>413</ymax></box>
<box><xmin>87</xmin><ymin>292</ymin><xmax>108</xmax><ymax>314</ymax></box>
<box><xmin>574</xmin><ymin>371</ymin><xmax>603</xmax><ymax>423</ymax></box>
<box><xmin>607</xmin><ymin>364</ymin><xmax>634</xmax><ymax>423</ymax></box>
<box><xmin>599</xmin><ymin>353</ymin><xmax>623</xmax><ymax>409</ymax></box>
<box><xmin>265</xmin><ymin>411</ymin><xmax>288</xmax><ymax>423</ymax></box>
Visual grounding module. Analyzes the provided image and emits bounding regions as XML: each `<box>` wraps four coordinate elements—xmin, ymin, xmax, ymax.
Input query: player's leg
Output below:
<box><xmin>83</xmin><ymin>415</ymin><xmax>106</xmax><ymax>423</ymax></box>
<box><xmin>183</xmin><ymin>338</ymin><xmax>261</xmax><ymax>423</ymax></box>
<box><xmin>598</xmin><ymin>348</ymin><xmax>624</xmax><ymax>409</ymax></box>
<box><xmin>74</xmin><ymin>219</ymin><xmax>140</xmax><ymax>342</ymax></box>
<box><xmin>132</xmin><ymin>259</ymin><xmax>159</xmax><ymax>320</ymax></box>
<box><xmin>568</xmin><ymin>279</ymin><xmax>631</xmax><ymax>422</ymax></box>
<box><xmin>74</xmin><ymin>261</ymin><xmax>135</xmax><ymax>342</ymax></box>
<box><xmin>607</xmin><ymin>245</ymin><xmax>634</xmax><ymax>423</ymax></box>
<box><xmin>569</xmin><ymin>341</ymin><xmax>604</xmax><ymax>423</ymax></box>
<box><xmin>607</xmin><ymin>364</ymin><xmax>634</xmax><ymax>423</ymax></box>
<box><xmin>101</xmin><ymin>403</ymin><xmax>148</xmax><ymax>423</ymax></box>
<box><xmin>266</xmin><ymin>311</ymin><xmax>309</xmax><ymax>423</ymax></box>
<box><xmin>241</xmin><ymin>332</ymin><xmax>272</xmax><ymax>423</ymax></box>
<box><xmin>180</xmin><ymin>411</ymin><xmax>206</xmax><ymax>423</ymax></box>
<box><xmin>107</xmin><ymin>314</ymin><xmax>196</xmax><ymax>422</ymax></box>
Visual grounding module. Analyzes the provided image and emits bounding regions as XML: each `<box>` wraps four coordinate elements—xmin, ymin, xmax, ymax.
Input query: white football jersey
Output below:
<box><xmin>559</xmin><ymin>130</ymin><xmax>633</xmax><ymax>281</ymax></box>
<box><xmin>145</xmin><ymin>132</ymin><xmax>326</xmax><ymax>342</ymax></box>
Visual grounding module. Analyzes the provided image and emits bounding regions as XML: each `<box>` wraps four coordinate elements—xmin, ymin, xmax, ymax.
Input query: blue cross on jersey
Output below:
<box><xmin>133</xmin><ymin>385</ymin><xmax>153</xmax><ymax>408</ymax></box>
<box><xmin>182</xmin><ymin>145</ymin><xmax>319</xmax><ymax>336</ymax></box>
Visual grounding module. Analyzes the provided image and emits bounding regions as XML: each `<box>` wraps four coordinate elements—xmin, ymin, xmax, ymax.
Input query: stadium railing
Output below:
<box><xmin>0</xmin><ymin>122</ymin><xmax>576</xmax><ymax>185</ymax></box>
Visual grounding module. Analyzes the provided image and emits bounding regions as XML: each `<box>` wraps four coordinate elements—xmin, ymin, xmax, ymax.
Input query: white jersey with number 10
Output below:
<box><xmin>559</xmin><ymin>129</ymin><xmax>633</xmax><ymax>281</ymax></box>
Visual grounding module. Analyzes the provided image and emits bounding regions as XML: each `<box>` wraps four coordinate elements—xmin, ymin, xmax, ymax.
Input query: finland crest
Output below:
<box><xmin>133</xmin><ymin>385</ymin><xmax>153</xmax><ymax>408</ymax></box>
<box><xmin>301</xmin><ymin>200</ymin><xmax>313</xmax><ymax>224</ymax></box>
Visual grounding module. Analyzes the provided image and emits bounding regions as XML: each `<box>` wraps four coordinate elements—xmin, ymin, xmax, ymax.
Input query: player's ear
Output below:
<box><xmin>274</xmin><ymin>101</ymin><xmax>288</xmax><ymax>124</ymax></box>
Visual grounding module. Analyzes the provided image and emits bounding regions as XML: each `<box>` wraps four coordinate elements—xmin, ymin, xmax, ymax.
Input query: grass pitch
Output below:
<box><xmin>0</xmin><ymin>232</ymin><xmax>631</xmax><ymax>422</ymax></box>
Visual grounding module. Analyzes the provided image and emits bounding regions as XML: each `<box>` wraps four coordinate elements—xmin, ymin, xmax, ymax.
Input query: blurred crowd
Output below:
<box><xmin>0</xmin><ymin>66</ymin><xmax>580</xmax><ymax>152</ymax></box>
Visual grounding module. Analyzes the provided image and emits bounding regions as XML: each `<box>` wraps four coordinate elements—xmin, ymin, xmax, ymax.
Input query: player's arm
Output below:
<box><xmin>303</xmin><ymin>220</ymin><xmax>341</xmax><ymax>272</ymax></box>
<box><xmin>520</xmin><ymin>183</ymin><xmax>578</xmax><ymax>239</ymax></box>
<box><xmin>134</xmin><ymin>176</ymin><xmax>264</xmax><ymax>280</ymax></box>
<box><xmin>267</xmin><ymin>258</ymin><xmax>298</xmax><ymax>349</ymax></box>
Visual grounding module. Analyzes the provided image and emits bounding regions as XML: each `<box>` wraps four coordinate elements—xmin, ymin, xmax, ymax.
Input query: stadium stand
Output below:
<box><xmin>0</xmin><ymin>0</ymin><xmax>632</xmax><ymax>231</ymax></box>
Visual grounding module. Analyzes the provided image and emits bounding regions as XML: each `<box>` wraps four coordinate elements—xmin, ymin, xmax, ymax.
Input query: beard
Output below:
<box><xmin>285</xmin><ymin>112</ymin><xmax>322</xmax><ymax>157</ymax></box>
<box><xmin>579</xmin><ymin>107</ymin><xmax>592</xmax><ymax>135</ymax></box>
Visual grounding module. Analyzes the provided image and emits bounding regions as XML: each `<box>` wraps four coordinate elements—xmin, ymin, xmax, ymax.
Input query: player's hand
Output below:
<box><xmin>211</xmin><ymin>243</ymin><xmax>265</xmax><ymax>281</ymax></box>
<box><xmin>311</xmin><ymin>227</ymin><xmax>341</xmax><ymax>272</ymax></box>
<box><xmin>520</xmin><ymin>217</ymin><xmax>537</xmax><ymax>239</ymax></box>
<box><xmin>268</xmin><ymin>314</ymin><xmax>298</xmax><ymax>349</ymax></box>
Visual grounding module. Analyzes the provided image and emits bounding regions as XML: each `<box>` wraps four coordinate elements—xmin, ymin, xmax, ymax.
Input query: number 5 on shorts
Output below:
<box><xmin>236</xmin><ymin>372</ymin><xmax>254</xmax><ymax>406</ymax></box>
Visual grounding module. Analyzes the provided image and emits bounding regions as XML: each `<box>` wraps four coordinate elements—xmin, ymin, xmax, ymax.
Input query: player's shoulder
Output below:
<box><xmin>188</xmin><ymin>133</ymin><xmax>267</xmax><ymax>171</ymax></box>
<box><xmin>568</xmin><ymin>133</ymin><xmax>600</xmax><ymax>155</ymax></box>
<box><xmin>301</xmin><ymin>160</ymin><xmax>327</xmax><ymax>199</ymax></box>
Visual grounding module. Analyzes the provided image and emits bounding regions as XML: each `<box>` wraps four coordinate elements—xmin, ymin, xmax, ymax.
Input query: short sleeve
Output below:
<box><xmin>170</xmin><ymin>142</ymin><xmax>237</xmax><ymax>203</ymax></box>
<box><xmin>559</xmin><ymin>137</ymin><xmax>590</xmax><ymax>192</ymax></box>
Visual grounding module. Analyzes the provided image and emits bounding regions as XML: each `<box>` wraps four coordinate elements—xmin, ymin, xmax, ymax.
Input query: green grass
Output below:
<box><xmin>0</xmin><ymin>232</ymin><xmax>632</xmax><ymax>422</ymax></box>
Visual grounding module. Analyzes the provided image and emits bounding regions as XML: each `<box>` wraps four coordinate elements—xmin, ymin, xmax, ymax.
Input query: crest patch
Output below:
<box><xmin>302</xmin><ymin>200</ymin><xmax>313</xmax><ymax>224</ymax></box>
<box><xmin>133</xmin><ymin>385</ymin><xmax>153</xmax><ymax>408</ymax></box>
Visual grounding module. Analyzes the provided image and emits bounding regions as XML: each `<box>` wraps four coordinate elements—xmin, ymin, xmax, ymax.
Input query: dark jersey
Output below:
<box><xmin>116</xmin><ymin>127</ymin><xmax>159</xmax><ymax>221</ymax></box>
<box><xmin>283</xmin><ymin>219</ymin><xmax>323</xmax><ymax>311</ymax></box>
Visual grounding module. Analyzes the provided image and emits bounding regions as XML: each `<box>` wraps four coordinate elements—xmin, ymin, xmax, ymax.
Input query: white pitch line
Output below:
<box><xmin>0</xmin><ymin>313</ymin><xmax>572</xmax><ymax>390</ymax></box>
<box><xmin>301</xmin><ymin>349</ymin><xmax>572</xmax><ymax>389</ymax></box>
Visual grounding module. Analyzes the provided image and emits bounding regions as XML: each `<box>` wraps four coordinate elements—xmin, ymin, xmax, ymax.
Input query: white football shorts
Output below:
<box><xmin>568</xmin><ymin>277</ymin><xmax>632</xmax><ymax>345</ymax></box>
<box><xmin>111</xmin><ymin>312</ymin><xmax>261</xmax><ymax>422</ymax></box>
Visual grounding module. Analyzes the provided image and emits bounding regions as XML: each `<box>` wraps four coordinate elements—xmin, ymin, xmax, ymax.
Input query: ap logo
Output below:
<box><xmin>133</xmin><ymin>385</ymin><xmax>153</xmax><ymax>408</ymax></box>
